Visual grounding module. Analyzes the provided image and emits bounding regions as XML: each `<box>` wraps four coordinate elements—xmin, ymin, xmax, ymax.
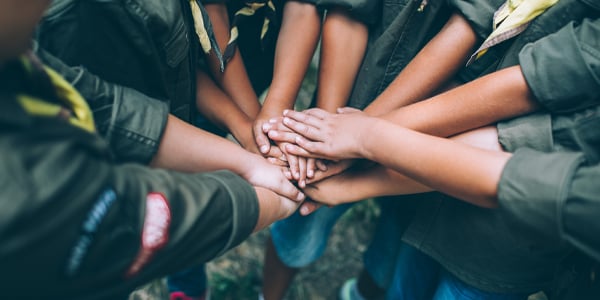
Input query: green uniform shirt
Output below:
<box><xmin>0</xmin><ymin>58</ymin><xmax>259</xmax><ymax>299</ymax></box>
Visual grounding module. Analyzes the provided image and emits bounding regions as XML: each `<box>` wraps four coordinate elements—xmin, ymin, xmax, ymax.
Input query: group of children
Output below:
<box><xmin>1</xmin><ymin>0</ymin><xmax>599</xmax><ymax>299</ymax></box>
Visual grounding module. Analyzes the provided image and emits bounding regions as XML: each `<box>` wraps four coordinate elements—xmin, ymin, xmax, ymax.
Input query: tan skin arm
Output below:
<box><xmin>364</xmin><ymin>13</ymin><xmax>478</xmax><ymax>116</ymax></box>
<box><xmin>195</xmin><ymin>70</ymin><xmax>259</xmax><ymax>153</ymax></box>
<box><xmin>316</xmin><ymin>8</ymin><xmax>368</xmax><ymax>112</ymax></box>
<box><xmin>279</xmin><ymin>109</ymin><xmax>509</xmax><ymax>208</ymax></box>
<box><xmin>382</xmin><ymin>66</ymin><xmax>538</xmax><ymax>137</ymax></box>
<box><xmin>253</xmin><ymin>186</ymin><xmax>301</xmax><ymax>232</ymax></box>
<box><xmin>203</xmin><ymin>3</ymin><xmax>261</xmax><ymax>119</ymax></box>
<box><xmin>150</xmin><ymin>115</ymin><xmax>304</xmax><ymax>202</ymax></box>
<box><xmin>258</xmin><ymin>5</ymin><xmax>369</xmax><ymax>185</ymax></box>
<box><xmin>253</xmin><ymin>0</ymin><xmax>322</xmax><ymax>155</ymax></box>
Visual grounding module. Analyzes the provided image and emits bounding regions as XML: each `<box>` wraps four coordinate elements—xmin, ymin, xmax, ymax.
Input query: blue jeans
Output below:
<box><xmin>386</xmin><ymin>243</ymin><xmax>530</xmax><ymax>300</ymax></box>
<box><xmin>167</xmin><ymin>265</ymin><xmax>208</xmax><ymax>297</ymax></box>
<box><xmin>271</xmin><ymin>196</ymin><xmax>407</xmax><ymax>289</ymax></box>
<box><xmin>270</xmin><ymin>203</ymin><xmax>354</xmax><ymax>267</ymax></box>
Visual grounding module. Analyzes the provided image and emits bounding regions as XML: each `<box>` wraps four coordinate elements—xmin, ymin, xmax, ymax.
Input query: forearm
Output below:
<box><xmin>382</xmin><ymin>66</ymin><xmax>539</xmax><ymax>137</ymax></box>
<box><xmin>306</xmin><ymin>164</ymin><xmax>432</xmax><ymax>205</ymax></box>
<box><xmin>364</xmin><ymin>13</ymin><xmax>477</xmax><ymax>116</ymax></box>
<box><xmin>195</xmin><ymin>70</ymin><xmax>255</xmax><ymax>146</ymax></box>
<box><xmin>253</xmin><ymin>187</ymin><xmax>299</xmax><ymax>232</ymax></box>
<box><xmin>150</xmin><ymin>115</ymin><xmax>257</xmax><ymax>175</ymax></box>
<box><xmin>316</xmin><ymin>9</ymin><xmax>368</xmax><ymax>112</ymax></box>
<box><xmin>261</xmin><ymin>0</ymin><xmax>321</xmax><ymax>115</ymax></box>
<box><xmin>361</xmin><ymin>120</ymin><xmax>511</xmax><ymax>206</ymax></box>
<box><xmin>204</xmin><ymin>3</ymin><xmax>261</xmax><ymax>118</ymax></box>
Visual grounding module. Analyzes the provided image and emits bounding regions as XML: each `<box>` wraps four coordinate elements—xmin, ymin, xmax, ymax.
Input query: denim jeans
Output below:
<box><xmin>167</xmin><ymin>265</ymin><xmax>208</xmax><ymax>297</ymax></box>
<box><xmin>386</xmin><ymin>243</ymin><xmax>531</xmax><ymax>300</ymax></box>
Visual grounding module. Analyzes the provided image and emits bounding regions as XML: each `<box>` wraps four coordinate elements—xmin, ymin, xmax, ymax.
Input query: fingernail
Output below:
<box><xmin>262</xmin><ymin>123</ymin><xmax>271</xmax><ymax>131</ymax></box>
<box><xmin>269</xmin><ymin>118</ymin><xmax>277</xmax><ymax>123</ymax></box>
<box><xmin>260</xmin><ymin>145</ymin><xmax>269</xmax><ymax>153</ymax></box>
<box><xmin>307</xmin><ymin>170</ymin><xmax>314</xmax><ymax>177</ymax></box>
<box><xmin>294</xmin><ymin>172</ymin><xmax>300</xmax><ymax>179</ymax></box>
<box><xmin>298</xmin><ymin>192</ymin><xmax>305</xmax><ymax>201</ymax></box>
<box><xmin>283</xmin><ymin>117</ymin><xmax>290</xmax><ymax>124</ymax></box>
<box><xmin>300</xmin><ymin>205</ymin><xmax>309</xmax><ymax>215</ymax></box>
<box><xmin>283</xmin><ymin>109</ymin><xmax>290</xmax><ymax>115</ymax></box>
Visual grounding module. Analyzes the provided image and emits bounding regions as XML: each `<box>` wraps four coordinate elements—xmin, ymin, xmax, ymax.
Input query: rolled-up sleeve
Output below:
<box><xmin>519</xmin><ymin>18</ymin><xmax>600</xmax><ymax>113</ymax></box>
<box><xmin>37</xmin><ymin>48</ymin><xmax>169</xmax><ymax>164</ymax></box>
<box><xmin>498</xmin><ymin>148</ymin><xmax>600</xmax><ymax>261</ymax></box>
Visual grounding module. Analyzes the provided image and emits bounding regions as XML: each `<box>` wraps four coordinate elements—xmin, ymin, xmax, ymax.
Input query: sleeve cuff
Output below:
<box><xmin>498</xmin><ymin>148</ymin><xmax>584</xmax><ymax>239</ymax></box>
<box><xmin>519</xmin><ymin>20</ymin><xmax>600</xmax><ymax>113</ymax></box>
<box><xmin>206</xmin><ymin>170</ymin><xmax>259</xmax><ymax>255</ymax></box>
<box><xmin>106</xmin><ymin>87</ymin><xmax>169</xmax><ymax>164</ymax></box>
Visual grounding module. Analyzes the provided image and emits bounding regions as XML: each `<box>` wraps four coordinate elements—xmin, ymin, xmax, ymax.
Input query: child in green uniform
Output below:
<box><xmin>270</xmin><ymin>0</ymin><xmax>600</xmax><ymax>298</ymax></box>
<box><xmin>0</xmin><ymin>1</ymin><xmax>309</xmax><ymax>300</ymax></box>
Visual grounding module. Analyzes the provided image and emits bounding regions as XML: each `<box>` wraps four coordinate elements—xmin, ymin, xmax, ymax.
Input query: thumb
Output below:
<box><xmin>254</xmin><ymin>122</ymin><xmax>271</xmax><ymax>154</ymax></box>
<box><xmin>337</xmin><ymin>107</ymin><xmax>361</xmax><ymax>114</ymax></box>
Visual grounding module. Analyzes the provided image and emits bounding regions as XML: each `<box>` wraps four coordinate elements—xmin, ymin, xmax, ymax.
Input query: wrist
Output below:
<box><xmin>360</xmin><ymin>118</ymin><xmax>386</xmax><ymax>160</ymax></box>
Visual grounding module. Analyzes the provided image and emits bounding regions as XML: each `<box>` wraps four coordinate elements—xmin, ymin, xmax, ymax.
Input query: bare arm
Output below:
<box><xmin>203</xmin><ymin>3</ymin><xmax>261</xmax><ymax>118</ymax></box>
<box><xmin>364</xmin><ymin>13</ymin><xmax>478</xmax><ymax>116</ymax></box>
<box><xmin>382</xmin><ymin>66</ymin><xmax>539</xmax><ymax>137</ymax></box>
<box><xmin>282</xmin><ymin>110</ymin><xmax>510</xmax><ymax>206</ymax></box>
<box><xmin>150</xmin><ymin>115</ymin><xmax>304</xmax><ymax>202</ymax></box>
<box><xmin>316</xmin><ymin>8</ymin><xmax>368</xmax><ymax>112</ymax></box>
<box><xmin>195</xmin><ymin>70</ymin><xmax>259</xmax><ymax>153</ymax></box>
<box><xmin>253</xmin><ymin>187</ymin><xmax>301</xmax><ymax>232</ymax></box>
<box><xmin>254</xmin><ymin>0</ymin><xmax>322</xmax><ymax>154</ymax></box>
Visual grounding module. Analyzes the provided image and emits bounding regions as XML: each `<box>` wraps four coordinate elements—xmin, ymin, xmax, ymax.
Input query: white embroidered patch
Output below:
<box><xmin>126</xmin><ymin>192</ymin><xmax>171</xmax><ymax>277</ymax></box>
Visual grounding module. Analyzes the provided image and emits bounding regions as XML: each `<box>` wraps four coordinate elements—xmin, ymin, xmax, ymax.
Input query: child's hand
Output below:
<box><xmin>280</xmin><ymin>108</ymin><xmax>375</xmax><ymax>161</ymax></box>
<box><xmin>261</xmin><ymin>116</ymin><xmax>315</xmax><ymax>187</ymax></box>
<box><xmin>241</xmin><ymin>154</ymin><xmax>305</xmax><ymax>202</ymax></box>
<box><xmin>306</xmin><ymin>159</ymin><xmax>354</xmax><ymax>184</ymax></box>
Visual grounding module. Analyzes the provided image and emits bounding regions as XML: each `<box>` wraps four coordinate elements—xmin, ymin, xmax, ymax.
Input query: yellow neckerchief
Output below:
<box><xmin>224</xmin><ymin>1</ymin><xmax>276</xmax><ymax>61</ymax></box>
<box><xmin>190</xmin><ymin>0</ymin><xmax>225</xmax><ymax>71</ymax></box>
<box><xmin>16</xmin><ymin>56</ymin><xmax>96</xmax><ymax>133</ymax></box>
<box><xmin>467</xmin><ymin>0</ymin><xmax>559</xmax><ymax>65</ymax></box>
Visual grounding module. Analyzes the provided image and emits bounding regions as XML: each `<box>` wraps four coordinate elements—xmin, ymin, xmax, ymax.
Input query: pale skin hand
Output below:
<box><xmin>274</xmin><ymin>108</ymin><xmax>374</xmax><ymax>160</ymax></box>
<box><xmin>150</xmin><ymin>115</ymin><xmax>305</xmax><ymax>202</ymax></box>
<box><xmin>263</xmin><ymin>117</ymin><xmax>328</xmax><ymax>180</ymax></box>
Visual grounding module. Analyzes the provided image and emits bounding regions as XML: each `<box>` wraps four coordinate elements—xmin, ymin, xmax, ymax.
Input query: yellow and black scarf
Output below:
<box><xmin>10</xmin><ymin>52</ymin><xmax>96</xmax><ymax>133</ymax></box>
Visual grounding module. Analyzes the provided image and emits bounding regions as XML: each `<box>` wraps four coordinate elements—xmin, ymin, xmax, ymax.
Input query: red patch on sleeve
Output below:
<box><xmin>125</xmin><ymin>192</ymin><xmax>171</xmax><ymax>278</ymax></box>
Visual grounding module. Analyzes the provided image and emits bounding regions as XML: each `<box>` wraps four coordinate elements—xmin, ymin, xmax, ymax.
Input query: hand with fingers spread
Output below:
<box><xmin>273</xmin><ymin>108</ymin><xmax>380</xmax><ymax>161</ymax></box>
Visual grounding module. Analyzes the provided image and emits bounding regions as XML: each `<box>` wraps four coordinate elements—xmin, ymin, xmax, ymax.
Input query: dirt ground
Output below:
<box><xmin>129</xmin><ymin>200</ymin><xmax>379</xmax><ymax>300</ymax></box>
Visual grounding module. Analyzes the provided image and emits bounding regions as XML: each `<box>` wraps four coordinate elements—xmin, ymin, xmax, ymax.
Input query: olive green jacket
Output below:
<box><xmin>0</xmin><ymin>58</ymin><xmax>259</xmax><ymax>299</ymax></box>
<box><xmin>348</xmin><ymin>0</ymin><xmax>600</xmax><ymax>294</ymax></box>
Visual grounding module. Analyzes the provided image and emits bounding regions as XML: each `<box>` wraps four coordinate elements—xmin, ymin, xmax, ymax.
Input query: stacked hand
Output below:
<box><xmin>256</xmin><ymin>107</ymin><xmax>379</xmax><ymax>215</ymax></box>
